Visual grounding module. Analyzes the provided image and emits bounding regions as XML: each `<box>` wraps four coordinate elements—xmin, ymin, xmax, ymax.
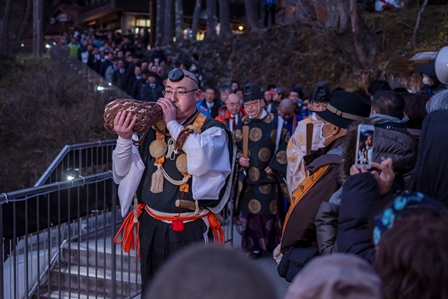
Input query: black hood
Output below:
<box><xmin>415</xmin><ymin>110</ymin><xmax>448</xmax><ymax>206</ymax></box>
<box><xmin>419</xmin><ymin>63</ymin><xmax>441</xmax><ymax>86</ymax></box>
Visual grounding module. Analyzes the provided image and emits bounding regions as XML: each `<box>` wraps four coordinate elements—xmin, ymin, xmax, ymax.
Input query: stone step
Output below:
<box><xmin>49</xmin><ymin>264</ymin><xmax>141</xmax><ymax>297</ymax></box>
<box><xmin>62</xmin><ymin>245</ymin><xmax>140</xmax><ymax>273</ymax></box>
<box><xmin>33</xmin><ymin>287</ymin><xmax>115</xmax><ymax>299</ymax></box>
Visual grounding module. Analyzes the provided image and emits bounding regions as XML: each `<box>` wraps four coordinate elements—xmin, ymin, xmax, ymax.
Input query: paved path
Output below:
<box><xmin>134</xmin><ymin>224</ymin><xmax>290</xmax><ymax>299</ymax></box>
<box><xmin>229</xmin><ymin>226</ymin><xmax>290</xmax><ymax>299</ymax></box>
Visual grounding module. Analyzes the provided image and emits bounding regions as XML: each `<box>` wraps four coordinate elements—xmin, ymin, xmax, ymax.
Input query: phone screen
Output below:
<box><xmin>356</xmin><ymin>125</ymin><xmax>374</xmax><ymax>169</ymax></box>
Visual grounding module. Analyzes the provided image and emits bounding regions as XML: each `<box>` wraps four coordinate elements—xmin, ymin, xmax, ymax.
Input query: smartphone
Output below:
<box><xmin>355</xmin><ymin>124</ymin><xmax>375</xmax><ymax>169</ymax></box>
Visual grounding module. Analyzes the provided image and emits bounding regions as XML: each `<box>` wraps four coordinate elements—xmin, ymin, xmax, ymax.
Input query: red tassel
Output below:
<box><xmin>171</xmin><ymin>217</ymin><xmax>185</xmax><ymax>232</ymax></box>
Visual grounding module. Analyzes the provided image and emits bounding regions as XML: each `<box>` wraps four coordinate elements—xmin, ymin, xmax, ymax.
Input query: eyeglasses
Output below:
<box><xmin>162</xmin><ymin>89</ymin><xmax>198</xmax><ymax>97</ymax></box>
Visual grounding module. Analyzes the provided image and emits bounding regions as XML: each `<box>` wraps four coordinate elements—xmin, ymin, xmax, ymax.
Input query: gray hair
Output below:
<box><xmin>426</xmin><ymin>89</ymin><xmax>448</xmax><ymax>113</ymax></box>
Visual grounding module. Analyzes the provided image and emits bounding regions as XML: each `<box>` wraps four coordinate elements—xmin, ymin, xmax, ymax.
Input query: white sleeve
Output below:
<box><xmin>112</xmin><ymin>136</ymin><xmax>146</xmax><ymax>217</ymax></box>
<box><xmin>112</xmin><ymin>136</ymin><xmax>134</xmax><ymax>181</ymax></box>
<box><xmin>167</xmin><ymin>121</ymin><xmax>231</xmax><ymax>200</ymax></box>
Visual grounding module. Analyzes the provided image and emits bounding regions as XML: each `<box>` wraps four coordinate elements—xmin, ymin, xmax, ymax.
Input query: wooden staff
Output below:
<box><xmin>175</xmin><ymin>199</ymin><xmax>224</xmax><ymax>225</ymax></box>
<box><xmin>242</xmin><ymin>126</ymin><xmax>249</xmax><ymax>158</ymax></box>
<box><xmin>306</xmin><ymin>122</ymin><xmax>314</xmax><ymax>155</ymax></box>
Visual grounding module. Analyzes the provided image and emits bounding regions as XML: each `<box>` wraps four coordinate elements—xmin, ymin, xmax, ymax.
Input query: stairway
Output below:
<box><xmin>33</xmin><ymin>244</ymin><xmax>141</xmax><ymax>299</ymax></box>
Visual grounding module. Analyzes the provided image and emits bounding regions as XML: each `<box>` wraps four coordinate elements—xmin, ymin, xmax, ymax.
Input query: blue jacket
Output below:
<box><xmin>264</xmin><ymin>0</ymin><xmax>277</xmax><ymax>5</ymax></box>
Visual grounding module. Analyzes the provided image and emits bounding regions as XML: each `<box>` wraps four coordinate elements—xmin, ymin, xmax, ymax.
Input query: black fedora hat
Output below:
<box><xmin>315</xmin><ymin>91</ymin><xmax>371</xmax><ymax>129</ymax></box>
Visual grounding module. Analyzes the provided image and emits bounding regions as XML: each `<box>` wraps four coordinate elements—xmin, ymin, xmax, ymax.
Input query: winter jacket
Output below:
<box><xmin>419</xmin><ymin>64</ymin><xmax>447</xmax><ymax>97</ymax></box>
<box><xmin>196</xmin><ymin>99</ymin><xmax>222</xmax><ymax>119</ymax></box>
<box><xmin>214</xmin><ymin>105</ymin><xmax>247</xmax><ymax>129</ymax></box>
<box><xmin>139</xmin><ymin>82</ymin><xmax>163</xmax><ymax>102</ymax></box>
<box><xmin>335</xmin><ymin>173</ymin><xmax>400</xmax><ymax>264</ymax></box>
<box><xmin>315</xmin><ymin>201</ymin><xmax>340</xmax><ymax>254</ymax></box>
<box><xmin>314</xmin><ymin>122</ymin><xmax>416</xmax><ymax>256</ymax></box>
<box><xmin>414</xmin><ymin>110</ymin><xmax>448</xmax><ymax>206</ymax></box>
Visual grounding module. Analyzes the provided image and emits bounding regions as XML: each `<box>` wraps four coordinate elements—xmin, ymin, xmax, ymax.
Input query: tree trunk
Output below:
<box><xmin>310</xmin><ymin>0</ymin><xmax>378</xmax><ymax>69</ymax></box>
<box><xmin>17</xmin><ymin>0</ymin><xmax>32</xmax><ymax>42</ymax></box>
<box><xmin>206</xmin><ymin>0</ymin><xmax>217</xmax><ymax>39</ymax></box>
<box><xmin>155</xmin><ymin>0</ymin><xmax>165</xmax><ymax>46</ymax></box>
<box><xmin>0</xmin><ymin>0</ymin><xmax>13</xmax><ymax>55</ymax></box>
<box><xmin>244</xmin><ymin>0</ymin><xmax>262</xmax><ymax>31</ymax></box>
<box><xmin>163</xmin><ymin>0</ymin><xmax>174</xmax><ymax>45</ymax></box>
<box><xmin>349</xmin><ymin>0</ymin><xmax>368</xmax><ymax>65</ymax></box>
<box><xmin>219</xmin><ymin>0</ymin><xmax>232</xmax><ymax>37</ymax></box>
<box><xmin>313</xmin><ymin>0</ymin><xmax>349</xmax><ymax>34</ymax></box>
<box><xmin>149</xmin><ymin>0</ymin><xmax>156</xmax><ymax>47</ymax></box>
<box><xmin>412</xmin><ymin>0</ymin><xmax>429</xmax><ymax>48</ymax></box>
<box><xmin>32</xmin><ymin>0</ymin><xmax>43</xmax><ymax>57</ymax></box>
<box><xmin>174</xmin><ymin>0</ymin><xmax>184</xmax><ymax>44</ymax></box>
<box><xmin>191</xmin><ymin>0</ymin><xmax>201</xmax><ymax>41</ymax></box>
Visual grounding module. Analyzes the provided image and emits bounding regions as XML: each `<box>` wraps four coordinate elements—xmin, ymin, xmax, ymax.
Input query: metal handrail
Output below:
<box><xmin>2</xmin><ymin>171</ymin><xmax>113</xmax><ymax>204</ymax></box>
<box><xmin>34</xmin><ymin>140</ymin><xmax>116</xmax><ymax>187</ymax></box>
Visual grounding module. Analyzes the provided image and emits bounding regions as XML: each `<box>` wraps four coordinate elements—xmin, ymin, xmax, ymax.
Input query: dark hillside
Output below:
<box><xmin>1</xmin><ymin>4</ymin><xmax>447</xmax><ymax>192</ymax></box>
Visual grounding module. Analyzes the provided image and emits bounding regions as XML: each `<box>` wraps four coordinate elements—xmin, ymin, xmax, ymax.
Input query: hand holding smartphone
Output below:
<box><xmin>355</xmin><ymin>124</ymin><xmax>375</xmax><ymax>169</ymax></box>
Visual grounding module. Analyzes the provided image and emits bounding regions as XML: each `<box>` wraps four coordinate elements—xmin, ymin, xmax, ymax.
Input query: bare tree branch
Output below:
<box><xmin>412</xmin><ymin>0</ymin><xmax>429</xmax><ymax>48</ymax></box>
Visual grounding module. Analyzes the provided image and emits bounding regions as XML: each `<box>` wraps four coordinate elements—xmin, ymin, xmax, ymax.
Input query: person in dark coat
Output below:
<box><xmin>150</xmin><ymin>45</ymin><xmax>165</xmax><ymax>63</ymax></box>
<box><xmin>413</xmin><ymin>110</ymin><xmax>448</xmax><ymax>205</ymax></box>
<box><xmin>278</xmin><ymin>91</ymin><xmax>370</xmax><ymax>282</ymax></box>
<box><xmin>315</xmin><ymin>117</ymin><xmax>416</xmax><ymax>255</ymax></box>
<box><xmin>112</xmin><ymin>60</ymin><xmax>130</xmax><ymax>91</ymax></box>
<box><xmin>196</xmin><ymin>87</ymin><xmax>222</xmax><ymax>118</ymax></box>
<box><xmin>419</xmin><ymin>63</ymin><xmax>447</xmax><ymax>97</ymax></box>
<box><xmin>139</xmin><ymin>71</ymin><xmax>163</xmax><ymax>102</ymax></box>
<box><xmin>336</xmin><ymin>110</ymin><xmax>448</xmax><ymax>263</ymax></box>
<box><xmin>99</xmin><ymin>52</ymin><xmax>113</xmax><ymax>78</ymax></box>
<box><xmin>315</xmin><ymin>91</ymin><xmax>417</xmax><ymax>256</ymax></box>
<box><xmin>132</xmin><ymin>70</ymin><xmax>149</xmax><ymax>100</ymax></box>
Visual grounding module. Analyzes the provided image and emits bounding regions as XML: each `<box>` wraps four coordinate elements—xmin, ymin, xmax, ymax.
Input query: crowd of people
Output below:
<box><xmin>103</xmin><ymin>28</ymin><xmax>448</xmax><ymax>298</ymax></box>
<box><xmin>65</xmin><ymin>28</ymin><xmax>205</xmax><ymax>101</ymax></box>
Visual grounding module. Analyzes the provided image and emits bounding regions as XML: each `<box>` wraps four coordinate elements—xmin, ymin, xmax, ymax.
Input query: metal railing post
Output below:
<box><xmin>111</xmin><ymin>184</ymin><xmax>117</xmax><ymax>297</ymax></box>
<box><xmin>0</xmin><ymin>205</ymin><xmax>4</xmax><ymax>299</ymax></box>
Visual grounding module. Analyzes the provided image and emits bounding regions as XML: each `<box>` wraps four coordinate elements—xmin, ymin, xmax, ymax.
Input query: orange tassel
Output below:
<box><xmin>114</xmin><ymin>203</ymin><xmax>145</xmax><ymax>259</ymax></box>
<box><xmin>207</xmin><ymin>213</ymin><xmax>225</xmax><ymax>244</ymax></box>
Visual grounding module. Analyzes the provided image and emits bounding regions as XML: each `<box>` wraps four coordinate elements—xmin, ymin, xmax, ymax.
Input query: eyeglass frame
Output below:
<box><xmin>162</xmin><ymin>89</ymin><xmax>198</xmax><ymax>98</ymax></box>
